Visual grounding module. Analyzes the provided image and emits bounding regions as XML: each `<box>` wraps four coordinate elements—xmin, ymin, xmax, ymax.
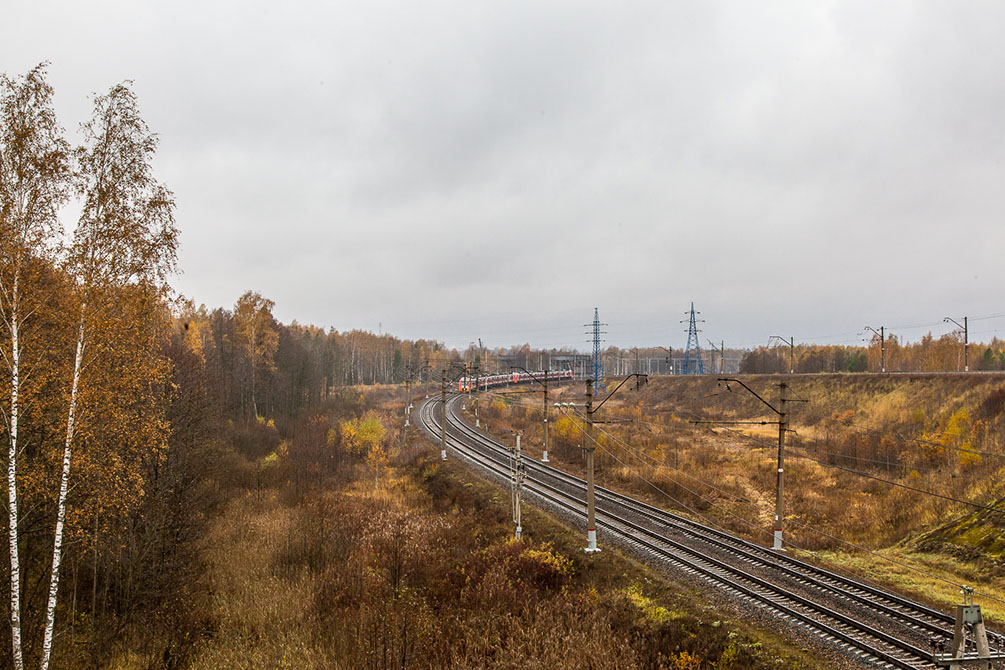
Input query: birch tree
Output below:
<box><xmin>234</xmin><ymin>291</ymin><xmax>278</xmax><ymax>419</ymax></box>
<box><xmin>0</xmin><ymin>63</ymin><xmax>70</xmax><ymax>670</ymax></box>
<box><xmin>39</xmin><ymin>81</ymin><xmax>176</xmax><ymax>670</ymax></box>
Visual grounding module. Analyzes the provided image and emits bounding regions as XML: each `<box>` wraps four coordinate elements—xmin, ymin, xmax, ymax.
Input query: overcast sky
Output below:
<box><xmin>4</xmin><ymin>1</ymin><xmax>1004</xmax><ymax>351</ymax></box>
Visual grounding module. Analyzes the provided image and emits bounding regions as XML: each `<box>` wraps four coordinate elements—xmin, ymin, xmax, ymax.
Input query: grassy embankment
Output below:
<box><xmin>468</xmin><ymin>373</ymin><xmax>1005</xmax><ymax>622</ymax></box>
<box><xmin>151</xmin><ymin>384</ymin><xmax>836</xmax><ymax>670</ymax></box>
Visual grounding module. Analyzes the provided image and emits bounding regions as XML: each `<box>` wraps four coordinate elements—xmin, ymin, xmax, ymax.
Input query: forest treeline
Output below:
<box><xmin>592</xmin><ymin>333</ymin><xmax>1005</xmax><ymax>378</ymax></box>
<box><xmin>178</xmin><ymin>296</ymin><xmax>460</xmax><ymax>421</ymax></box>
<box><xmin>0</xmin><ymin>64</ymin><xmax>476</xmax><ymax>669</ymax></box>
<box><xmin>737</xmin><ymin>333</ymin><xmax>1005</xmax><ymax>374</ymax></box>
<box><xmin>3</xmin><ymin>60</ymin><xmax>1004</xmax><ymax>669</ymax></box>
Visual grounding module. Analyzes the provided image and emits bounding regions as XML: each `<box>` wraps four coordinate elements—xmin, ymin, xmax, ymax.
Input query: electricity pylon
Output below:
<box><xmin>681</xmin><ymin>302</ymin><xmax>704</xmax><ymax>375</ymax></box>
<box><xmin>584</xmin><ymin>308</ymin><xmax>607</xmax><ymax>390</ymax></box>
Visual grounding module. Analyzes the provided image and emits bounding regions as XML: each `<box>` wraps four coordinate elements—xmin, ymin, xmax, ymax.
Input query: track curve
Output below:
<box><xmin>417</xmin><ymin>392</ymin><xmax>1004</xmax><ymax>670</ymax></box>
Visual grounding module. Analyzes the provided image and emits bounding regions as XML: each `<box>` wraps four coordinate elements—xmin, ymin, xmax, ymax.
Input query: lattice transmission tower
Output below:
<box><xmin>681</xmin><ymin>302</ymin><xmax>705</xmax><ymax>374</ymax></box>
<box><xmin>584</xmin><ymin>308</ymin><xmax>607</xmax><ymax>389</ymax></box>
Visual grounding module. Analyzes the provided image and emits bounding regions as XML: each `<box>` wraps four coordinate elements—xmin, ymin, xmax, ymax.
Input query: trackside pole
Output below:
<box><xmin>773</xmin><ymin>382</ymin><xmax>788</xmax><ymax>550</ymax></box>
<box><xmin>932</xmin><ymin>587</ymin><xmax>1004</xmax><ymax>668</ymax></box>
<box><xmin>404</xmin><ymin>377</ymin><xmax>411</xmax><ymax>427</ymax></box>
<box><xmin>542</xmin><ymin>370</ymin><xmax>550</xmax><ymax>462</ymax></box>
<box><xmin>512</xmin><ymin>432</ymin><xmax>523</xmax><ymax>540</ymax></box>
<box><xmin>585</xmin><ymin>378</ymin><xmax>600</xmax><ymax>553</ymax></box>
<box><xmin>440</xmin><ymin>371</ymin><xmax>447</xmax><ymax>461</ymax></box>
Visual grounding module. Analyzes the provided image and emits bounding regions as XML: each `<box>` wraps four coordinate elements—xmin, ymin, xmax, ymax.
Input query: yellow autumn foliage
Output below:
<box><xmin>340</xmin><ymin>412</ymin><xmax>387</xmax><ymax>456</ymax></box>
<box><xmin>552</xmin><ymin>415</ymin><xmax>582</xmax><ymax>444</ymax></box>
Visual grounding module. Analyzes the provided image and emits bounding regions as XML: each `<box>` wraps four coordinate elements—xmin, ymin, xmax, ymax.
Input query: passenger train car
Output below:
<box><xmin>458</xmin><ymin>369</ymin><xmax>574</xmax><ymax>392</ymax></box>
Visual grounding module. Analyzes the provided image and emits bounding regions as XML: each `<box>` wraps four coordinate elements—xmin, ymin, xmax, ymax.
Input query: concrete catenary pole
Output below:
<box><xmin>542</xmin><ymin>369</ymin><xmax>550</xmax><ymax>462</ymax></box>
<box><xmin>585</xmin><ymin>378</ymin><xmax>600</xmax><ymax>552</ymax></box>
<box><xmin>964</xmin><ymin>316</ymin><xmax>969</xmax><ymax>372</ymax></box>
<box><xmin>865</xmin><ymin>326</ymin><xmax>886</xmax><ymax>373</ymax></box>
<box><xmin>404</xmin><ymin>375</ymin><xmax>411</xmax><ymax>427</ymax></box>
<box><xmin>944</xmin><ymin>316</ymin><xmax>969</xmax><ymax>372</ymax></box>
<box><xmin>773</xmin><ymin>382</ymin><xmax>788</xmax><ymax>550</ymax></box>
<box><xmin>440</xmin><ymin>371</ymin><xmax>447</xmax><ymax>461</ymax></box>
<box><xmin>513</xmin><ymin>432</ymin><xmax>523</xmax><ymax>540</ymax></box>
<box><xmin>880</xmin><ymin>326</ymin><xmax>886</xmax><ymax>373</ymax></box>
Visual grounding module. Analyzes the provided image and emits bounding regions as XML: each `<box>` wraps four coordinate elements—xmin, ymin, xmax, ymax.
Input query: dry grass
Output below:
<box><xmin>471</xmin><ymin>374</ymin><xmax>1005</xmax><ymax>615</ymax></box>
<box><xmin>809</xmin><ymin>546</ymin><xmax>1005</xmax><ymax>626</ymax></box>
<box><xmin>176</xmin><ymin>384</ymin><xmax>831</xmax><ymax>669</ymax></box>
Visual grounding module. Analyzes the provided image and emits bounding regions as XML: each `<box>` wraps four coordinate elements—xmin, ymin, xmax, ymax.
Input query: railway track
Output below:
<box><xmin>417</xmin><ymin>393</ymin><xmax>1005</xmax><ymax>670</ymax></box>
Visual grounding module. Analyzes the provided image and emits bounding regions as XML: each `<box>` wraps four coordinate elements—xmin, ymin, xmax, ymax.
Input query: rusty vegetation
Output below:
<box><xmin>7</xmin><ymin>62</ymin><xmax>1005</xmax><ymax>669</ymax></box>
<box><xmin>0</xmin><ymin>64</ymin><xmax>824</xmax><ymax>670</ymax></box>
<box><xmin>474</xmin><ymin>373</ymin><xmax>1005</xmax><ymax>621</ymax></box>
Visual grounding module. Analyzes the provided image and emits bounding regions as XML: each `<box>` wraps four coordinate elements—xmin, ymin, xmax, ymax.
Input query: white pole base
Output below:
<box><xmin>773</xmin><ymin>529</ymin><xmax>784</xmax><ymax>550</ymax></box>
<box><xmin>404</xmin><ymin>419</ymin><xmax>409</xmax><ymax>427</ymax></box>
<box><xmin>584</xmin><ymin>529</ymin><xmax>601</xmax><ymax>553</ymax></box>
<box><xmin>441</xmin><ymin>449</ymin><xmax>447</xmax><ymax>461</ymax></box>
<box><xmin>515</xmin><ymin>525</ymin><xmax>522</xmax><ymax>540</ymax></box>
<box><xmin>475</xmin><ymin>419</ymin><xmax>480</xmax><ymax>427</ymax></box>
<box><xmin>541</xmin><ymin>450</ymin><xmax>549</xmax><ymax>463</ymax></box>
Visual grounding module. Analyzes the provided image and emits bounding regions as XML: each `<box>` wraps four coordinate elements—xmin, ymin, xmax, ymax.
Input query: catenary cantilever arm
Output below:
<box><xmin>593</xmin><ymin>373</ymin><xmax>648</xmax><ymax>413</ymax></box>
<box><xmin>717</xmin><ymin>377</ymin><xmax>780</xmax><ymax>415</ymax></box>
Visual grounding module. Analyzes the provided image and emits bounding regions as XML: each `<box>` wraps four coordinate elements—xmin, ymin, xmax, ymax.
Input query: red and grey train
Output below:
<box><xmin>458</xmin><ymin>369</ymin><xmax>574</xmax><ymax>392</ymax></box>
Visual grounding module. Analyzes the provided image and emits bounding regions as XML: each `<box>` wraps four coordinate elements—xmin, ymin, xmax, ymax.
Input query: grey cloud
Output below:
<box><xmin>3</xmin><ymin>0</ymin><xmax>1004</xmax><ymax>350</ymax></box>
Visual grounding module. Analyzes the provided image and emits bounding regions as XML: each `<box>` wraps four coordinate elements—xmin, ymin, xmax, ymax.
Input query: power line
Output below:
<box><xmin>791</xmin><ymin>442</ymin><xmax>941</xmax><ymax>472</ymax></box>
<box><xmin>692</xmin><ymin>414</ymin><xmax>1005</xmax><ymax>512</ymax></box>
<box><xmin>660</xmin><ymin>392</ymin><xmax>1005</xmax><ymax>468</ymax></box>
<box><xmin>491</xmin><ymin>395</ymin><xmax>1005</xmax><ymax>606</ymax></box>
<box><xmin>970</xmin><ymin>312</ymin><xmax>1005</xmax><ymax>322</ymax></box>
<box><xmin>555</xmin><ymin>407</ymin><xmax>776</xmax><ymax>542</ymax></box>
<box><xmin>570</xmin><ymin>408</ymin><xmax>763</xmax><ymax>509</ymax></box>
<box><xmin>566</xmin><ymin>410</ymin><xmax>995</xmax><ymax>605</ymax></box>
<box><xmin>913</xmin><ymin>437</ymin><xmax>1005</xmax><ymax>461</ymax></box>
<box><xmin>647</xmin><ymin>401</ymin><xmax>1005</xmax><ymax>516</ymax></box>
<box><xmin>787</xmin><ymin>446</ymin><xmax>1005</xmax><ymax>514</ymax></box>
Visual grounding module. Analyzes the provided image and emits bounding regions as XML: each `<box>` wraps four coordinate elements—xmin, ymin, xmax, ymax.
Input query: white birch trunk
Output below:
<box><xmin>7</xmin><ymin>274</ymin><xmax>24</xmax><ymax>670</ymax></box>
<box><xmin>39</xmin><ymin>307</ymin><xmax>85</xmax><ymax>670</ymax></box>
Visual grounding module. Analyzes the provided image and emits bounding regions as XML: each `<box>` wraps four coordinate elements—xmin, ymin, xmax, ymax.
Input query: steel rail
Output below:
<box><xmin>442</xmin><ymin>394</ymin><xmax>1004</xmax><ymax>648</ymax></box>
<box><xmin>416</xmin><ymin>395</ymin><xmax>997</xmax><ymax>669</ymax></box>
<box><xmin>445</xmin><ymin>411</ymin><xmax>967</xmax><ymax>643</ymax></box>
